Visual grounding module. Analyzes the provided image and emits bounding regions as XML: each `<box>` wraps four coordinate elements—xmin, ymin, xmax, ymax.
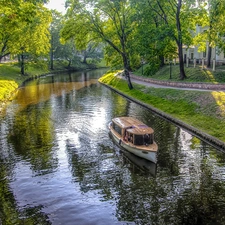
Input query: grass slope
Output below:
<box><xmin>135</xmin><ymin>64</ymin><xmax>225</xmax><ymax>83</ymax></box>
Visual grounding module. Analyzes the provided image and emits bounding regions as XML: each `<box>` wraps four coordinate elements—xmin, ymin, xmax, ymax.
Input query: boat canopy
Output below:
<box><xmin>112</xmin><ymin>117</ymin><xmax>154</xmax><ymax>135</ymax></box>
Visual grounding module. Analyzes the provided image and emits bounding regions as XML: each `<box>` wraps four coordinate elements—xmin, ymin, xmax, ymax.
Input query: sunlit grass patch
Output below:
<box><xmin>205</xmin><ymin>70</ymin><xmax>217</xmax><ymax>83</ymax></box>
<box><xmin>98</xmin><ymin>70</ymin><xmax>123</xmax><ymax>87</ymax></box>
<box><xmin>0</xmin><ymin>80</ymin><xmax>18</xmax><ymax>101</ymax></box>
<box><xmin>211</xmin><ymin>91</ymin><xmax>225</xmax><ymax>117</ymax></box>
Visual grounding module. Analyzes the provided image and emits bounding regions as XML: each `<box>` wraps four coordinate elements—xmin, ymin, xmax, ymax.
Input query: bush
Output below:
<box><xmin>144</xmin><ymin>58</ymin><xmax>160</xmax><ymax>76</ymax></box>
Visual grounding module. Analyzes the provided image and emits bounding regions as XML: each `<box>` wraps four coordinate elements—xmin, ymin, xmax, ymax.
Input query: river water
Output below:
<box><xmin>0</xmin><ymin>68</ymin><xmax>225</xmax><ymax>225</ymax></box>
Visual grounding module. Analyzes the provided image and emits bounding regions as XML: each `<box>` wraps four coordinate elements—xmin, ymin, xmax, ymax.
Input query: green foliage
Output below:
<box><xmin>131</xmin><ymin>0</ymin><xmax>202</xmax><ymax>80</ymax></box>
<box><xmin>193</xmin><ymin>0</ymin><xmax>225</xmax><ymax>55</ymax></box>
<box><xmin>62</xmin><ymin>0</ymin><xmax>137</xmax><ymax>71</ymax></box>
<box><xmin>0</xmin><ymin>0</ymin><xmax>52</xmax><ymax>65</ymax></box>
<box><xmin>144</xmin><ymin>58</ymin><xmax>160</xmax><ymax>76</ymax></box>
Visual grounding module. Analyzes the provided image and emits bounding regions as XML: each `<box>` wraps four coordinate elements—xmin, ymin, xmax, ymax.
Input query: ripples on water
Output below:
<box><xmin>0</xmin><ymin>69</ymin><xmax>225</xmax><ymax>224</ymax></box>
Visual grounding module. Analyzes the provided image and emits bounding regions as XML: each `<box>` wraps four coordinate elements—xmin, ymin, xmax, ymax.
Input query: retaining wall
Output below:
<box><xmin>130</xmin><ymin>74</ymin><xmax>225</xmax><ymax>91</ymax></box>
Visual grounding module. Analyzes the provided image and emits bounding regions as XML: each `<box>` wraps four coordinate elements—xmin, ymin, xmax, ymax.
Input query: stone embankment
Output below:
<box><xmin>130</xmin><ymin>74</ymin><xmax>225</xmax><ymax>91</ymax></box>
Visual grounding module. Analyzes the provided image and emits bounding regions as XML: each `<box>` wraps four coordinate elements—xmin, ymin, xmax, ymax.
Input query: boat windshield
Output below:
<box><xmin>112</xmin><ymin>122</ymin><xmax>122</xmax><ymax>135</ymax></box>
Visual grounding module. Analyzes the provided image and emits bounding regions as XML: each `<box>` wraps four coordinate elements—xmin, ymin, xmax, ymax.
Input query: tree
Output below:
<box><xmin>50</xmin><ymin>10</ymin><xmax>64</xmax><ymax>69</ymax></box>
<box><xmin>0</xmin><ymin>0</ymin><xmax>52</xmax><ymax>74</ymax></box>
<box><xmin>141</xmin><ymin>0</ymin><xmax>199</xmax><ymax>80</ymax></box>
<box><xmin>130</xmin><ymin>0</ymin><xmax>177</xmax><ymax>72</ymax></box>
<box><xmin>50</xmin><ymin>10</ymin><xmax>82</xmax><ymax>69</ymax></box>
<box><xmin>80</xmin><ymin>42</ymin><xmax>103</xmax><ymax>64</ymax></box>
<box><xmin>194</xmin><ymin>0</ymin><xmax>225</xmax><ymax>68</ymax></box>
<box><xmin>62</xmin><ymin>0</ymin><xmax>136</xmax><ymax>89</ymax></box>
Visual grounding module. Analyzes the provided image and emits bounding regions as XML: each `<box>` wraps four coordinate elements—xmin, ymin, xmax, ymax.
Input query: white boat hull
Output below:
<box><xmin>109</xmin><ymin>128</ymin><xmax>157</xmax><ymax>163</ymax></box>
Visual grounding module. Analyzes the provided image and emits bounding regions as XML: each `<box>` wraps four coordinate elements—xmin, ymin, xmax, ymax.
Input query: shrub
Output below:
<box><xmin>144</xmin><ymin>58</ymin><xmax>160</xmax><ymax>76</ymax></box>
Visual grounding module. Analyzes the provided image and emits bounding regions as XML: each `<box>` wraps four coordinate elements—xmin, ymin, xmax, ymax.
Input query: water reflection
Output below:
<box><xmin>0</xmin><ymin>69</ymin><xmax>225</xmax><ymax>224</ymax></box>
<box><xmin>121</xmin><ymin>150</ymin><xmax>157</xmax><ymax>177</ymax></box>
<box><xmin>17</xmin><ymin>78</ymin><xmax>98</xmax><ymax>111</ymax></box>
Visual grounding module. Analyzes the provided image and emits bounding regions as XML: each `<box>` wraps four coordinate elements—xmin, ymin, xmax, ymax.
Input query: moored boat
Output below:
<box><xmin>108</xmin><ymin>117</ymin><xmax>158</xmax><ymax>163</ymax></box>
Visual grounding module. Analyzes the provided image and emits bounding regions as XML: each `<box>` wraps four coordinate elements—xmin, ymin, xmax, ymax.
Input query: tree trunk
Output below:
<box><xmin>83</xmin><ymin>54</ymin><xmax>87</xmax><ymax>64</ymax></box>
<box><xmin>67</xmin><ymin>59</ymin><xmax>71</xmax><ymax>68</ymax></box>
<box><xmin>207</xmin><ymin>46</ymin><xmax>212</xmax><ymax>68</ymax></box>
<box><xmin>0</xmin><ymin>53</ymin><xmax>10</xmax><ymax>63</ymax></box>
<box><xmin>159</xmin><ymin>55</ymin><xmax>164</xmax><ymax>67</ymax></box>
<box><xmin>21</xmin><ymin>53</ymin><xmax>25</xmax><ymax>75</ymax></box>
<box><xmin>50</xmin><ymin>36</ymin><xmax>54</xmax><ymax>70</ymax></box>
<box><xmin>122</xmin><ymin>53</ymin><xmax>133</xmax><ymax>89</ymax></box>
<box><xmin>178</xmin><ymin>43</ymin><xmax>186</xmax><ymax>80</ymax></box>
<box><xmin>0</xmin><ymin>43</ymin><xmax>9</xmax><ymax>63</ymax></box>
<box><xmin>124</xmin><ymin>69</ymin><xmax>133</xmax><ymax>89</ymax></box>
<box><xmin>176</xmin><ymin>0</ymin><xmax>186</xmax><ymax>80</ymax></box>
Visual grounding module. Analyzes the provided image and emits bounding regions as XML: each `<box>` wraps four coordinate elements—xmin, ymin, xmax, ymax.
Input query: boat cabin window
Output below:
<box><xmin>112</xmin><ymin>122</ymin><xmax>122</xmax><ymax>136</ymax></box>
<box><xmin>134</xmin><ymin>135</ymin><xmax>143</xmax><ymax>145</ymax></box>
<box><xmin>133</xmin><ymin>134</ymin><xmax>153</xmax><ymax>145</ymax></box>
<box><xmin>144</xmin><ymin>133</ymin><xmax>153</xmax><ymax>145</ymax></box>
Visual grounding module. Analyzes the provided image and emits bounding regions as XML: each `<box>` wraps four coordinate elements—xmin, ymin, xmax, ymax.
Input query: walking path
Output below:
<box><xmin>129</xmin><ymin>73</ymin><xmax>225</xmax><ymax>92</ymax></box>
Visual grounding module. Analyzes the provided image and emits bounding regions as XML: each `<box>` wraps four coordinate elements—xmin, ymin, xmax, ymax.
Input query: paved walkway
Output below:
<box><xmin>129</xmin><ymin>73</ymin><xmax>225</xmax><ymax>92</ymax></box>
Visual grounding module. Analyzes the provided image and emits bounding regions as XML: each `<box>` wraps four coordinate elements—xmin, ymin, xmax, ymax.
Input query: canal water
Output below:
<box><xmin>1</xmin><ymin>68</ymin><xmax>225</xmax><ymax>225</ymax></box>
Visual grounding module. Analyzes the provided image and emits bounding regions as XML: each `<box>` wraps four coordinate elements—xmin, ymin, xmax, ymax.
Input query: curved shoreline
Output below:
<box><xmin>100</xmin><ymin>81</ymin><xmax>225</xmax><ymax>152</ymax></box>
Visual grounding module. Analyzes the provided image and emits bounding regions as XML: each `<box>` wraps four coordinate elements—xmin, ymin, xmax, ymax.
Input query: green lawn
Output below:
<box><xmin>135</xmin><ymin>63</ymin><xmax>225</xmax><ymax>83</ymax></box>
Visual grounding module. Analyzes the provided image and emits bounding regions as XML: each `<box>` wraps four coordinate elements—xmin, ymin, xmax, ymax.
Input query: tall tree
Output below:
<box><xmin>50</xmin><ymin>10</ymin><xmax>64</xmax><ymax>69</ymax></box>
<box><xmin>131</xmin><ymin>0</ymin><xmax>177</xmax><ymax>70</ymax></box>
<box><xmin>144</xmin><ymin>0</ymin><xmax>198</xmax><ymax>80</ymax></box>
<box><xmin>50</xmin><ymin>10</ymin><xmax>90</xmax><ymax>69</ymax></box>
<box><xmin>61</xmin><ymin>0</ymin><xmax>136</xmax><ymax>89</ymax></box>
<box><xmin>0</xmin><ymin>0</ymin><xmax>52</xmax><ymax>74</ymax></box>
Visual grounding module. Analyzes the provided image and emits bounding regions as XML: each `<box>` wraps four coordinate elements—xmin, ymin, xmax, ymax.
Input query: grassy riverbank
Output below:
<box><xmin>99</xmin><ymin>71</ymin><xmax>225</xmax><ymax>143</ymax></box>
